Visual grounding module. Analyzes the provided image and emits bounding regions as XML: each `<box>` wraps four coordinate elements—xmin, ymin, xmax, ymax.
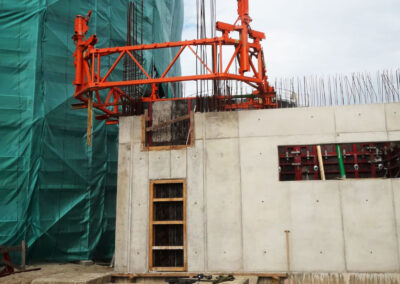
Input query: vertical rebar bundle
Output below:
<box><xmin>196</xmin><ymin>0</ymin><xmax>218</xmax><ymax>97</ymax></box>
<box><xmin>122</xmin><ymin>0</ymin><xmax>145</xmax><ymax>115</ymax></box>
<box><xmin>123</xmin><ymin>0</ymin><xmax>144</xmax><ymax>100</ymax></box>
<box><xmin>274</xmin><ymin>69</ymin><xmax>400</xmax><ymax>108</ymax></box>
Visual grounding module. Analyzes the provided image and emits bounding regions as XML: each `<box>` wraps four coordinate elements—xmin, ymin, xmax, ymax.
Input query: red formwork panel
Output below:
<box><xmin>278</xmin><ymin>142</ymin><xmax>400</xmax><ymax>181</ymax></box>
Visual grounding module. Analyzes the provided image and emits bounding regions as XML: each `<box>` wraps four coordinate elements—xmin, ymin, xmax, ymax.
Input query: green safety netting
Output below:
<box><xmin>0</xmin><ymin>0</ymin><xmax>183</xmax><ymax>262</ymax></box>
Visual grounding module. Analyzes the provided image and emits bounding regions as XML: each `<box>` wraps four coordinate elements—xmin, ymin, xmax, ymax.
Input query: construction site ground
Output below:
<box><xmin>0</xmin><ymin>264</ymin><xmax>266</xmax><ymax>284</ymax></box>
<box><xmin>0</xmin><ymin>263</ymin><xmax>112</xmax><ymax>284</ymax></box>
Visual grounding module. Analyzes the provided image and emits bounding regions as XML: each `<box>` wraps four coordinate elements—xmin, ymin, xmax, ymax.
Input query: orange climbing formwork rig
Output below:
<box><xmin>72</xmin><ymin>0</ymin><xmax>277</xmax><ymax>125</ymax></box>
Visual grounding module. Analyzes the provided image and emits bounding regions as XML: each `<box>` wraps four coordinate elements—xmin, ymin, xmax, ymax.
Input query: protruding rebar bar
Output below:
<box><xmin>275</xmin><ymin>69</ymin><xmax>400</xmax><ymax>108</ymax></box>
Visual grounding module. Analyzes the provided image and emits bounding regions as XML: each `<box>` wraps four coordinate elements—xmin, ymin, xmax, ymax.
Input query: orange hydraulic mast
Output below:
<box><xmin>238</xmin><ymin>0</ymin><xmax>250</xmax><ymax>73</ymax></box>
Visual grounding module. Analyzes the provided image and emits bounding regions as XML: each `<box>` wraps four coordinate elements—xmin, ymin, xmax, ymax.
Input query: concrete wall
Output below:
<box><xmin>115</xmin><ymin>103</ymin><xmax>400</xmax><ymax>275</ymax></box>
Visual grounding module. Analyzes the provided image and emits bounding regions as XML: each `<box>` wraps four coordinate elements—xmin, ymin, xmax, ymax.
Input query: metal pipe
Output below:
<box><xmin>336</xmin><ymin>144</ymin><xmax>346</xmax><ymax>179</ymax></box>
<box><xmin>284</xmin><ymin>230</ymin><xmax>291</xmax><ymax>276</ymax></box>
<box><xmin>21</xmin><ymin>240</ymin><xmax>25</xmax><ymax>270</ymax></box>
<box><xmin>238</xmin><ymin>0</ymin><xmax>250</xmax><ymax>73</ymax></box>
<box><xmin>316</xmin><ymin>145</ymin><xmax>326</xmax><ymax>180</ymax></box>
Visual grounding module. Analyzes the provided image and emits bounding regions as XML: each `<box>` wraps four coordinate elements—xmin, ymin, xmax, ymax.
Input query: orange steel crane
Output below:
<box><xmin>72</xmin><ymin>0</ymin><xmax>276</xmax><ymax>125</ymax></box>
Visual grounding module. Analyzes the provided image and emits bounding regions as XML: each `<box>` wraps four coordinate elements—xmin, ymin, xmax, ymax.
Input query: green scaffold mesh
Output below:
<box><xmin>0</xmin><ymin>0</ymin><xmax>183</xmax><ymax>262</ymax></box>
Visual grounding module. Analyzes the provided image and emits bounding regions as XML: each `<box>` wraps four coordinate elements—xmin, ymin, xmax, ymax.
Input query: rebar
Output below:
<box><xmin>274</xmin><ymin>69</ymin><xmax>400</xmax><ymax>108</ymax></box>
<box><xmin>122</xmin><ymin>0</ymin><xmax>145</xmax><ymax>115</ymax></box>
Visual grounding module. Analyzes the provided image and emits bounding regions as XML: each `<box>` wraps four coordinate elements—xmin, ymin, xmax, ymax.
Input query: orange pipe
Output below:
<box><xmin>238</xmin><ymin>0</ymin><xmax>250</xmax><ymax>73</ymax></box>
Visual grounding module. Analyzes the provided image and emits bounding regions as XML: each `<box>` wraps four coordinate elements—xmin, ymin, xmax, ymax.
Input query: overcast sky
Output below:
<box><xmin>181</xmin><ymin>0</ymin><xmax>400</xmax><ymax>85</ymax></box>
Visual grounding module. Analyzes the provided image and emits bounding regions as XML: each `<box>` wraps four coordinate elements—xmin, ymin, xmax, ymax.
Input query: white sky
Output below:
<box><xmin>180</xmin><ymin>0</ymin><xmax>400</xmax><ymax>95</ymax></box>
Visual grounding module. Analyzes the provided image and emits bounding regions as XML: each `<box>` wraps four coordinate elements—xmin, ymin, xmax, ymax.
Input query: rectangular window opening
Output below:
<box><xmin>143</xmin><ymin>101</ymin><xmax>194</xmax><ymax>150</ymax></box>
<box><xmin>153</xmin><ymin>250</ymin><xmax>184</xmax><ymax>268</ymax></box>
<box><xmin>149</xmin><ymin>180</ymin><xmax>186</xmax><ymax>271</ymax></box>
<box><xmin>278</xmin><ymin>141</ymin><xmax>400</xmax><ymax>181</ymax></box>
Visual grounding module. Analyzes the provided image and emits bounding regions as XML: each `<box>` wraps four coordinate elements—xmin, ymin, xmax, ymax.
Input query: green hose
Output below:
<box><xmin>336</xmin><ymin>144</ymin><xmax>346</xmax><ymax>179</ymax></box>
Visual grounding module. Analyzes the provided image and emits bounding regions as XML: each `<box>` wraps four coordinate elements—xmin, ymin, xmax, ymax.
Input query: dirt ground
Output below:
<box><xmin>0</xmin><ymin>263</ymin><xmax>112</xmax><ymax>284</ymax></box>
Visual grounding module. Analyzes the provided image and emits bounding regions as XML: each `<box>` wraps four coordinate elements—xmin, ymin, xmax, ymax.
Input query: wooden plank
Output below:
<box><xmin>147</xmin><ymin>145</ymin><xmax>191</xmax><ymax>151</ymax></box>
<box><xmin>146</xmin><ymin>114</ymin><xmax>190</xmax><ymax>132</ymax></box>
<box><xmin>150</xmin><ymin>267</ymin><xmax>187</xmax><ymax>272</ymax></box>
<box><xmin>21</xmin><ymin>240</ymin><xmax>25</xmax><ymax>270</ymax></box>
<box><xmin>183</xmin><ymin>180</ymin><xmax>187</xmax><ymax>271</ymax></box>
<box><xmin>189</xmin><ymin>111</ymin><xmax>195</xmax><ymax>145</ymax></box>
<box><xmin>231</xmin><ymin>273</ymin><xmax>287</xmax><ymax>278</ymax></box>
<box><xmin>152</xmin><ymin>220</ymin><xmax>184</xmax><ymax>225</ymax></box>
<box><xmin>111</xmin><ymin>273</ymin><xmax>135</xmax><ymax>278</ymax></box>
<box><xmin>184</xmin><ymin>111</ymin><xmax>195</xmax><ymax>146</ymax></box>
<box><xmin>149</xmin><ymin>180</ymin><xmax>155</xmax><ymax>270</ymax></box>
<box><xmin>152</xmin><ymin>246</ymin><xmax>184</xmax><ymax>250</ymax></box>
<box><xmin>143</xmin><ymin>145</ymin><xmax>193</xmax><ymax>151</ymax></box>
<box><xmin>115</xmin><ymin>272</ymin><xmax>197</xmax><ymax>278</ymax></box>
<box><xmin>112</xmin><ymin>272</ymin><xmax>288</xmax><ymax>278</ymax></box>
<box><xmin>142</xmin><ymin>110</ymin><xmax>148</xmax><ymax>149</ymax></box>
<box><xmin>71</xmin><ymin>103</ymin><xmax>87</xmax><ymax>109</ymax></box>
<box><xmin>153</xmin><ymin>198</ymin><xmax>184</xmax><ymax>202</ymax></box>
<box><xmin>151</xmin><ymin>179</ymin><xmax>186</xmax><ymax>185</ymax></box>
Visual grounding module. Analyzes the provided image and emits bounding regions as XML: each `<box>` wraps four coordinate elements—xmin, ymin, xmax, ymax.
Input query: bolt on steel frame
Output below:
<box><xmin>72</xmin><ymin>0</ymin><xmax>276</xmax><ymax>124</ymax></box>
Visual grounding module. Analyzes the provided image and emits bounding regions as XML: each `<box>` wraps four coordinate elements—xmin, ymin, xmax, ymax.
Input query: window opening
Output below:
<box><xmin>149</xmin><ymin>180</ymin><xmax>186</xmax><ymax>271</ymax></box>
<box><xmin>143</xmin><ymin>101</ymin><xmax>194</xmax><ymax>150</ymax></box>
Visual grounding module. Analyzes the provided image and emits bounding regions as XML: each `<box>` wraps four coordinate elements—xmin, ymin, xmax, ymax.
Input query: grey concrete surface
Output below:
<box><xmin>341</xmin><ymin>179</ymin><xmax>399</xmax><ymax>272</ymax></box>
<box><xmin>289</xmin><ymin>181</ymin><xmax>345</xmax><ymax>272</ymax></box>
<box><xmin>129</xmin><ymin>142</ymin><xmax>149</xmax><ymax>273</ymax></box>
<box><xmin>152</xmin><ymin>101</ymin><xmax>172</xmax><ymax>143</ymax></box>
<box><xmin>31</xmin><ymin>273</ymin><xmax>111</xmax><ymax>284</ymax></box>
<box><xmin>289</xmin><ymin>273</ymin><xmax>400</xmax><ymax>284</ymax></box>
<box><xmin>187</xmin><ymin>140</ymin><xmax>205</xmax><ymax>271</ymax></box>
<box><xmin>114</xmin><ymin>142</ymin><xmax>131</xmax><ymax>272</ymax></box>
<box><xmin>115</xmin><ymin>103</ymin><xmax>400</xmax><ymax>275</ymax></box>
<box><xmin>205</xmin><ymin>138</ymin><xmax>242</xmax><ymax>271</ymax></box>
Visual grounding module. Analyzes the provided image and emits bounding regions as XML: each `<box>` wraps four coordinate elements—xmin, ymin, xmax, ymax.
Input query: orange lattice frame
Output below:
<box><xmin>72</xmin><ymin>0</ymin><xmax>276</xmax><ymax>124</ymax></box>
